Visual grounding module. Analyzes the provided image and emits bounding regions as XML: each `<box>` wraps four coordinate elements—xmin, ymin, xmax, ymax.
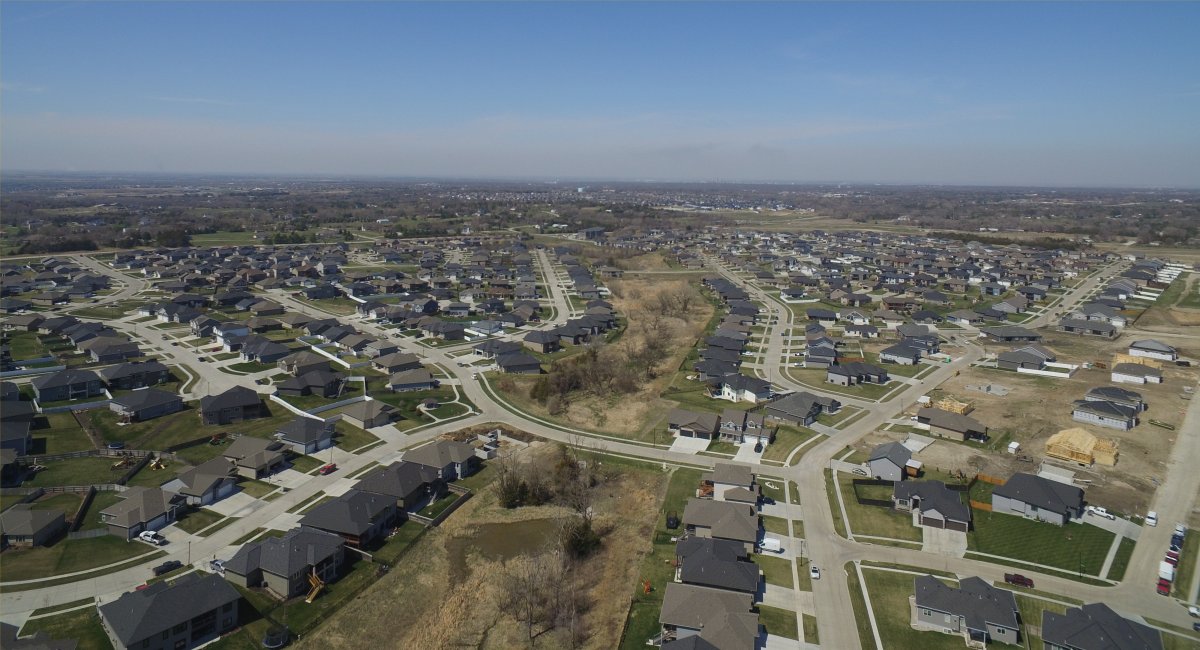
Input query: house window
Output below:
<box><xmin>173</xmin><ymin>623</ymin><xmax>187</xmax><ymax>634</ymax></box>
<box><xmin>921</xmin><ymin>609</ymin><xmax>931</xmax><ymax>616</ymax></box>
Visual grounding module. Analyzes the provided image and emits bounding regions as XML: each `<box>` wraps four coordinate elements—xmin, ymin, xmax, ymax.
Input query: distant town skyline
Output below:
<box><xmin>3</xmin><ymin>2</ymin><xmax>1198</xmax><ymax>187</ymax></box>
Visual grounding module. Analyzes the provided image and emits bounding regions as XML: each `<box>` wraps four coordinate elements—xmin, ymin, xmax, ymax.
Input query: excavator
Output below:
<box><xmin>304</xmin><ymin>569</ymin><xmax>325</xmax><ymax>604</ymax></box>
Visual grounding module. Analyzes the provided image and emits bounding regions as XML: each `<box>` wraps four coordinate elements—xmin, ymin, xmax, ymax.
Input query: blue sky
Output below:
<box><xmin>3</xmin><ymin>2</ymin><xmax>1198</xmax><ymax>186</ymax></box>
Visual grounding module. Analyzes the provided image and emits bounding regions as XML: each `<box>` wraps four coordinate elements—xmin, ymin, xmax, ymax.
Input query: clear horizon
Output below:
<box><xmin>3</xmin><ymin>2</ymin><xmax>1198</xmax><ymax>187</ymax></box>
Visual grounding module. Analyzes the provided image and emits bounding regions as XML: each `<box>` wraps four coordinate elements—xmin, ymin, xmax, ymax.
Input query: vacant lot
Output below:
<box><xmin>302</xmin><ymin>443</ymin><xmax>667</xmax><ymax>650</ymax></box>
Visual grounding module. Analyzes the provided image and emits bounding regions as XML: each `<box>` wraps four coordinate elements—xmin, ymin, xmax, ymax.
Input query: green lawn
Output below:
<box><xmin>0</xmin><ymin>535</ymin><xmax>162</xmax><ymax>582</ymax></box>
<box><xmin>31</xmin><ymin>412</ymin><xmax>95</xmax><ymax>454</ymax></box>
<box><xmin>618</xmin><ymin>468</ymin><xmax>704</xmax><ymax>650</ymax></box>
<box><xmin>861</xmin><ymin>569</ymin><xmax>969</xmax><ymax>650</ymax></box>
<box><xmin>761</xmin><ymin>425</ymin><xmax>819</xmax><ymax>464</ymax></box>
<box><xmin>837</xmin><ymin>475</ymin><xmax>923</xmax><ymax>542</ymax></box>
<box><xmin>79</xmin><ymin>491</ymin><xmax>124</xmax><ymax>530</ymax></box>
<box><xmin>754</xmin><ymin>554</ymin><xmax>794</xmax><ymax>589</ymax></box>
<box><xmin>1106</xmin><ymin>537</ymin><xmax>1137</xmax><ymax>581</ymax></box>
<box><xmin>967</xmin><ymin>510</ymin><xmax>1114</xmax><ymax>576</ymax></box>
<box><xmin>19</xmin><ymin>607</ymin><xmax>114</xmax><ymax>650</ymax></box>
<box><xmin>757</xmin><ymin>604</ymin><xmax>798</xmax><ymax>640</ymax></box>
<box><xmin>5</xmin><ymin>331</ymin><xmax>48</xmax><ymax>360</ymax></box>
<box><xmin>26</xmin><ymin>456</ymin><xmax>130</xmax><ymax>488</ymax></box>
<box><xmin>845</xmin><ymin>563</ymin><xmax>875</xmax><ymax>649</ymax></box>
<box><xmin>87</xmin><ymin>406</ymin><xmax>200</xmax><ymax>448</ymax></box>
<box><xmin>228</xmin><ymin>361</ymin><xmax>276</xmax><ymax>373</ymax></box>
<box><xmin>762</xmin><ymin>515</ymin><xmax>790</xmax><ymax>536</ymax></box>
<box><xmin>802</xmin><ymin>613</ymin><xmax>819</xmax><ymax>644</ymax></box>
<box><xmin>334</xmin><ymin>421</ymin><xmax>381</xmax><ymax>453</ymax></box>
<box><xmin>1173</xmin><ymin>533</ymin><xmax>1199</xmax><ymax>599</ymax></box>
<box><xmin>29</xmin><ymin>492</ymin><xmax>82</xmax><ymax>517</ymax></box>
<box><xmin>173</xmin><ymin>509</ymin><xmax>227</xmax><ymax>534</ymax></box>
<box><xmin>417</xmin><ymin>492</ymin><xmax>459</xmax><ymax>519</ymax></box>
<box><xmin>287</xmin><ymin>453</ymin><xmax>325</xmax><ymax>474</ymax></box>
<box><xmin>786</xmin><ymin>367</ymin><xmax>896</xmax><ymax>400</ymax></box>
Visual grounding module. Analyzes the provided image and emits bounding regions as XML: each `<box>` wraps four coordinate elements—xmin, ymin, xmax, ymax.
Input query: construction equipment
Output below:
<box><xmin>934</xmin><ymin>397</ymin><xmax>973</xmax><ymax>415</ymax></box>
<box><xmin>305</xmin><ymin>570</ymin><xmax>325</xmax><ymax>603</ymax></box>
<box><xmin>1045</xmin><ymin>428</ymin><xmax>1118</xmax><ymax>466</ymax></box>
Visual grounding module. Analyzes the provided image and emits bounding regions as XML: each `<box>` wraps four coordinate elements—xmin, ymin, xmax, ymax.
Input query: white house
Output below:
<box><xmin>1128</xmin><ymin>339</ymin><xmax>1177</xmax><ymax>362</ymax></box>
<box><xmin>1111</xmin><ymin>362</ymin><xmax>1163</xmax><ymax>385</ymax></box>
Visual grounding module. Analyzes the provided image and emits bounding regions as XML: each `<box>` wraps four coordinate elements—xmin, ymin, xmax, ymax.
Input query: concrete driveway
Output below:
<box><xmin>669</xmin><ymin>436</ymin><xmax>711</xmax><ymax>454</ymax></box>
<box><xmin>1079</xmin><ymin>513</ymin><xmax>1142</xmax><ymax>540</ymax></box>
<box><xmin>203</xmin><ymin>492</ymin><xmax>262</xmax><ymax>517</ymax></box>
<box><xmin>921</xmin><ymin>526</ymin><xmax>968</xmax><ymax>557</ymax></box>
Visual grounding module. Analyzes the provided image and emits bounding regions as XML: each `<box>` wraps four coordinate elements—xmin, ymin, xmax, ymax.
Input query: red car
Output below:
<box><xmin>1004</xmin><ymin>573</ymin><xmax>1034</xmax><ymax>588</ymax></box>
<box><xmin>318</xmin><ymin>463</ymin><xmax>337</xmax><ymax>475</ymax></box>
<box><xmin>1157</xmin><ymin>578</ymin><xmax>1172</xmax><ymax>595</ymax></box>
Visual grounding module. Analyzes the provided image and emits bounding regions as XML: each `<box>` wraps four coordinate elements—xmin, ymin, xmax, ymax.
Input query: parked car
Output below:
<box><xmin>1165</xmin><ymin>551</ymin><xmax>1180</xmax><ymax>566</ymax></box>
<box><xmin>1172</xmin><ymin>533</ymin><xmax>1186</xmax><ymax>547</ymax></box>
<box><xmin>1175</xmin><ymin>523</ymin><xmax>1188</xmax><ymax>536</ymax></box>
<box><xmin>1086</xmin><ymin>505</ymin><xmax>1115</xmax><ymax>520</ymax></box>
<box><xmin>318</xmin><ymin>463</ymin><xmax>338</xmax><ymax>476</ymax></box>
<box><xmin>138</xmin><ymin>530</ymin><xmax>166</xmax><ymax>546</ymax></box>
<box><xmin>210</xmin><ymin>559</ymin><xmax>225</xmax><ymax>572</ymax></box>
<box><xmin>1004</xmin><ymin>573</ymin><xmax>1034</xmax><ymax>588</ymax></box>
<box><xmin>107</xmin><ymin>442</ymin><xmax>125</xmax><ymax>450</ymax></box>
<box><xmin>1157</xmin><ymin>578</ymin><xmax>1172</xmax><ymax>595</ymax></box>
<box><xmin>1146</xmin><ymin>511</ymin><xmax>1158</xmax><ymax>527</ymax></box>
<box><xmin>809</xmin><ymin>565</ymin><xmax>820</xmax><ymax>580</ymax></box>
<box><xmin>153</xmin><ymin>560</ymin><xmax>182</xmax><ymax>576</ymax></box>
<box><xmin>1188</xmin><ymin>604</ymin><xmax>1200</xmax><ymax>618</ymax></box>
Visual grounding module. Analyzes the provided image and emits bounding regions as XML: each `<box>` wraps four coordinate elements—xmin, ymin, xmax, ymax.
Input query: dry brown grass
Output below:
<box><xmin>300</xmin><ymin>443</ymin><xmax>667</xmax><ymax>650</ymax></box>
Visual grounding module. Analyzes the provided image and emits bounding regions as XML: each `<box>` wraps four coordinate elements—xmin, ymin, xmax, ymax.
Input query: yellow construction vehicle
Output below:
<box><xmin>304</xmin><ymin>570</ymin><xmax>324</xmax><ymax>604</ymax></box>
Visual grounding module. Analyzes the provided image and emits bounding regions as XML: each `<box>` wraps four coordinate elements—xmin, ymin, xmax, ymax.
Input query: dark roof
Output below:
<box><xmin>354</xmin><ymin>461</ymin><xmax>440</xmax><ymax>500</ymax></box>
<box><xmin>97</xmin><ymin>360</ymin><xmax>169</xmax><ymax>382</ymax></box>
<box><xmin>98</xmin><ymin>573</ymin><xmax>239</xmax><ymax>646</ymax></box>
<box><xmin>678</xmin><ymin>540</ymin><xmax>760</xmax><ymax>593</ymax></box>
<box><xmin>1084</xmin><ymin>386</ymin><xmax>1143</xmax><ymax>404</ymax></box>
<box><xmin>1071</xmin><ymin>399</ymin><xmax>1137</xmax><ymax>420</ymax></box>
<box><xmin>893</xmin><ymin>481</ymin><xmax>970</xmax><ymax>523</ymax></box>
<box><xmin>869</xmin><ymin>441</ymin><xmax>912</xmax><ymax>468</ymax></box>
<box><xmin>275</xmin><ymin>417</ymin><xmax>332</xmax><ymax>444</ymax></box>
<box><xmin>31</xmin><ymin>369</ymin><xmax>100</xmax><ymax>391</ymax></box>
<box><xmin>914</xmin><ymin>575</ymin><xmax>1017</xmax><ymax>633</ymax></box>
<box><xmin>199</xmin><ymin>385</ymin><xmax>261</xmax><ymax>413</ymax></box>
<box><xmin>225</xmin><ymin>526</ymin><xmax>344</xmax><ymax>580</ymax></box>
<box><xmin>110</xmin><ymin>388</ymin><xmax>182</xmax><ymax>412</ymax></box>
<box><xmin>298</xmin><ymin>489</ymin><xmax>394</xmax><ymax>536</ymax></box>
<box><xmin>1041</xmin><ymin>602</ymin><xmax>1163</xmax><ymax>650</ymax></box>
<box><xmin>992</xmin><ymin>473</ymin><xmax>1083</xmax><ymax>516</ymax></box>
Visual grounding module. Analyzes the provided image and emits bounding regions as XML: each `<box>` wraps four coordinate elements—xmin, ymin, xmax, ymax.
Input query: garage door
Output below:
<box><xmin>921</xmin><ymin>515</ymin><xmax>945</xmax><ymax>529</ymax></box>
<box><xmin>946</xmin><ymin>520</ymin><xmax>968</xmax><ymax>532</ymax></box>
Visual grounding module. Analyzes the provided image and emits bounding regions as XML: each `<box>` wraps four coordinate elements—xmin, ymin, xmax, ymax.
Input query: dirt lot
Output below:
<box><xmin>300</xmin><ymin>443</ymin><xmax>667</xmax><ymax>650</ymax></box>
<box><xmin>854</xmin><ymin>334</ymin><xmax>1198</xmax><ymax>515</ymax></box>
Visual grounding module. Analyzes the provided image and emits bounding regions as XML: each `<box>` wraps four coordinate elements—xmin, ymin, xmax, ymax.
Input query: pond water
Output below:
<box><xmin>446</xmin><ymin>518</ymin><xmax>561</xmax><ymax>583</ymax></box>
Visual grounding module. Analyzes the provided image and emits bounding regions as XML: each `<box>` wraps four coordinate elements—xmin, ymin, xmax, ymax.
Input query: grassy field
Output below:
<box><xmin>29</xmin><ymin>492</ymin><xmax>82</xmax><ymax>517</ymax></box>
<box><xmin>26</xmin><ymin>456</ymin><xmax>130</xmax><ymax>488</ymax></box>
<box><xmin>0</xmin><ymin>535</ymin><xmax>162</xmax><ymax>582</ymax></box>
<box><xmin>845</xmin><ymin>563</ymin><xmax>875</xmax><ymax>649</ymax></box>
<box><xmin>757</xmin><ymin>604</ymin><xmax>798</xmax><ymax>640</ymax></box>
<box><xmin>761</xmin><ymin>425</ymin><xmax>819</xmax><ymax>464</ymax></box>
<box><xmin>32</xmin><ymin>412</ymin><xmax>95</xmax><ymax>454</ymax></box>
<box><xmin>967</xmin><ymin>510</ymin><xmax>1114</xmax><ymax>576</ymax></box>
<box><xmin>836</xmin><ymin>475</ymin><xmax>923</xmax><ymax>542</ymax></box>
<box><xmin>87</xmin><ymin>406</ymin><xmax>200</xmax><ymax>447</ymax></box>
<box><xmin>1172</xmin><ymin>533</ymin><xmax>1199</xmax><ymax>599</ymax></box>
<box><xmin>19</xmin><ymin>607</ymin><xmax>114</xmax><ymax>649</ymax></box>
<box><xmin>754</xmin><ymin>554</ymin><xmax>795</xmax><ymax>589</ymax></box>
<box><xmin>1106</xmin><ymin>537</ymin><xmax>1137</xmax><ymax>581</ymax></box>
<box><xmin>620</xmin><ymin>467</ymin><xmax>705</xmax><ymax>650</ymax></box>
<box><xmin>172</xmin><ymin>508</ymin><xmax>227</xmax><ymax>535</ymax></box>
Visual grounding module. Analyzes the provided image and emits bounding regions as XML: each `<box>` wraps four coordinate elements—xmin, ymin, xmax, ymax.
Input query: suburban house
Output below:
<box><xmin>371</xmin><ymin>352</ymin><xmax>423</xmax><ymax>374</ymax></box>
<box><xmin>224</xmin><ymin>526</ymin><xmax>346</xmax><ymax>599</ymax></box>
<box><xmin>666</xmin><ymin>409</ymin><xmax>720</xmax><ymax>441</ymax></box>
<box><xmin>991</xmin><ymin>473</ymin><xmax>1084</xmax><ymax>526</ymax></box>
<box><xmin>403</xmin><ymin>439</ymin><xmax>478</xmax><ymax>480</ymax></box>
<box><xmin>274</xmin><ymin>369</ymin><xmax>346</xmax><ymax>398</ymax></box>
<box><xmin>717</xmin><ymin>409</ymin><xmax>772</xmax><ymax>446</ymax></box>
<box><xmin>274</xmin><ymin>417</ymin><xmax>335</xmax><ymax>455</ymax></box>
<box><xmin>98</xmin><ymin>360</ymin><xmax>171</xmax><ymax>390</ymax></box>
<box><xmin>763</xmin><ymin>391</ymin><xmax>839</xmax><ymax>426</ymax></box>
<box><xmin>161</xmin><ymin>458</ymin><xmax>238</xmax><ymax>507</ymax></box>
<box><xmin>979</xmin><ymin>326</ymin><xmax>1042</xmax><ymax>343</ymax></box>
<box><xmin>827</xmin><ymin>362</ymin><xmax>889</xmax><ymax>387</ymax></box>
<box><xmin>108</xmin><ymin>389</ymin><xmax>184</xmax><ymax>423</ymax></box>
<box><xmin>911</xmin><ymin>575</ymin><xmax>1020</xmax><ymax>646</ymax></box>
<box><xmin>222</xmin><ymin>437</ymin><xmax>287</xmax><ymax>479</ymax></box>
<box><xmin>713</xmin><ymin>374</ymin><xmax>772</xmax><ymax>403</ymax></box>
<box><xmin>279</xmin><ymin>350</ymin><xmax>329</xmax><ymax>377</ymax></box>
<box><xmin>658</xmin><ymin>582</ymin><xmax>758</xmax><ymax>650</ymax></box>
<box><xmin>916</xmin><ymin>407</ymin><xmax>988</xmax><ymax>442</ymax></box>
<box><xmin>0</xmin><ymin>504</ymin><xmax>67</xmax><ymax>547</ymax></box>
<box><xmin>1041</xmin><ymin>602</ymin><xmax>1163</xmax><ymax>650</ymax></box>
<box><xmin>879</xmin><ymin>343</ymin><xmax>923</xmax><ymax>365</ymax></box>
<box><xmin>353</xmin><ymin>460</ymin><xmax>446</xmax><ymax>511</ymax></box>
<box><xmin>674</xmin><ymin>536</ymin><xmax>760</xmax><ymax>595</ymax></box>
<box><xmin>1110</xmin><ymin>363</ymin><xmax>1163</xmax><ymax>385</ymax></box>
<box><xmin>339</xmin><ymin>400</ymin><xmax>400</xmax><ymax>429</ymax></box>
<box><xmin>868</xmin><ymin>442</ymin><xmax>919</xmax><ymax>481</ymax></box>
<box><xmin>1127</xmin><ymin>339</ymin><xmax>1177</xmax><ymax>362</ymax></box>
<box><xmin>1071</xmin><ymin>400</ymin><xmax>1138</xmax><ymax>431</ymax></box>
<box><xmin>522</xmin><ymin>330</ymin><xmax>561</xmax><ymax>354</ymax></box>
<box><xmin>1083</xmin><ymin>386</ymin><xmax>1145</xmax><ymax>412</ymax></box>
<box><xmin>704</xmin><ymin>463</ymin><xmax>758</xmax><ymax>504</ymax></box>
<box><xmin>98</xmin><ymin>573</ymin><xmax>241</xmax><ymax>650</ymax></box>
<box><xmin>1057</xmin><ymin>318</ymin><xmax>1117</xmax><ymax>339</ymax></box>
<box><xmin>100</xmin><ymin>487</ymin><xmax>185</xmax><ymax>539</ymax></box>
<box><xmin>387</xmin><ymin>368</ymin><xmax>438</xmax><ymax>392</ymax></box>
<box><xmin>298</xmin><ymin>489</ymin><xmax>398</xmax><ymax>548</ymax></box>
<box><xmin>495</xmin><ymin>352</ymin><xmax>542</xmax><ymax>374</ymax></box>
<box><xmin>893</xmin><ymin>481</ymin><xmax>970</xmax><ymax>531</ymax></box>
<box><xmin>681</xmin><ymin>498</ymin><xmax>760</xmax><ymax>553</ymax></box>
<box><xmin>30</xmin><ymin>369</ymin><xmax>105</xmax><ymax>402</ymax></box>
<box><xmin>199</xmin><ymin>386</ymin><xmax>267</xmax><ymax>425</ymax></box>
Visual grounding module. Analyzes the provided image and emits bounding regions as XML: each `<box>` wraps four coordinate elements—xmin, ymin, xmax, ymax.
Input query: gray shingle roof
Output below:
<box><xmin>992</xmin><ymin>473</ymin><xmax>1083</xmax><ymax>517</ymax></box>
<box><xmin>225</xmin><ymin>526</ymin><xmax>344</xmax><ymax>581</ymax></box>
<box><xmin>1041</xmin><ymin>602</ymin><xmax>1163</xmax><ymax>650</ymax></box>
<box><xmin>98</xmin><ymin>573</ymin><xmax>239</xmax><ymax>646</ymax></box>
<box><xmin>914</xmin><ymin>575</ymin><xmax>1017</xmax><ymax>634</ymax></box>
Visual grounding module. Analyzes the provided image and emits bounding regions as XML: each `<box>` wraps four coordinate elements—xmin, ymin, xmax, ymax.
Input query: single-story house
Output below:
<box><xmin>893</xmin><ymin>481</ymin><xmax>970</xmax><ymax>531</ymax></box>
<box><xmin>0</xmin><ymin>504</ymin><xmax>67</xmax><ymax>547</ymax></box>
<box><xmin>274</xmin><ymin>417</ymin><xmax>335</xmax><ymax>455</ymax></box>
<box><xmin>1041</xmin><ymin>602</ymin><xmax>1163</xmax><ymax>650</ymax></box>
<box><xmin>199</xmin><ymin>386</ymin><xmax>267</xmax><ymax>426</ymax></box>
<box><xmin>912</xmin><ymin>575</ymin><xmax>1019</xmax><ymax>646</ymax></box>
<box><xmin>298</xmin><ymin>488</ymin><xmax>398</xmax><ymax>548</ymax></box>
<box><xmin>1110</xmin><ymin>363</ymin><xmax>1163</xmax><ymax>385</ymax></box>
<box><xmin>667</xmin><ymin>408</ymin><xmax>720</xmax><ymax>440</ymax></box>
<box><xmin>222</xmin><ymin>437</ymin><xmax>287</xmax><ymax>479</ymax></box>
<box><xmin>916</xmin><ymin>407</ymin><xmax>988</xmax><ymax>442</ymax></box>
<box><xmin>991</xmin><ymin>473</ymin><xmax>1084</xmax><ymax>526</ymax></box>
<box><xmin>1071</xmin><ymin>400</ymin><xmax>1138</xmax><ymax>431</ymax></box>
<box><xmin>161</xmin><ymin>458</ymin><xmax>238</xmax><ymax>507</ymax></box>
<box><xmin>98</xmin><ymin>573</ymin><xmax>240</xmax><ymax>650</ymax></box>
<box><xmin>1128</xmin><ymin>339</ymin><xmax>1177</xmax><ymax>362</ymax></box>
<box><xmin>99</xmin><ymin>487</ymin><xmax>185</xmax><ymax>539</ymax></box>
<box><xmin>403</xmin><ymin>439</ymin><xmax>478</xmax><ymax>481</ymax></box>
<box><xmin>109</xmin><ymin>388</ymin><xmax>184</xmax><ymax>422</ymax></box>
<box><xmin>387</xmin><ymin>368</ymin><xmax>438</xmax><ymax>392</ymax></box>
<box><xmin>224</xmin><ymin>526</ymin><xmax>346</xmax><ymax>599</ymax></box>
